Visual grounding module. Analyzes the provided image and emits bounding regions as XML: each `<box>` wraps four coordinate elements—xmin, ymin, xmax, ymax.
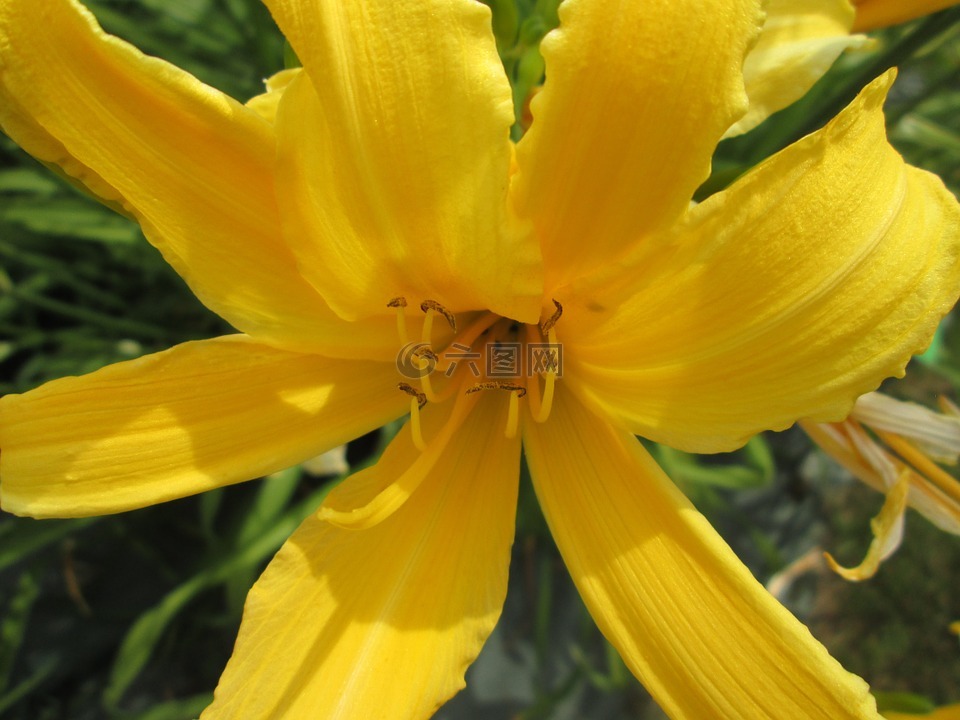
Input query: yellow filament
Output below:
<box><xmin>421</xmin><ymin>308</ymin><xmax>436</xmax><ymax>345</ymax></box>
<box><xmin>419</xmin><ymin>366</ymin><xmax>440</xmax><ymax>404</ymax></box>
<box><xmin>395</xmin><ymin>306</ymin><xmax>409</xmax><ymax>346</ymax></box>
<box><xmin>536</xmin><ymin>372</ymin><xmax>556</xmax><ymax>424</ymax></box>
<box><xmin>409</xmin><ymin>397</ymin><xmax>426</xmax><ymax>451</ymax></box>
<box><xmin>387</xmin><ymin>297</ymin><xmax>410</xmax><ymax>346</ymax></box>
<box><xmin>506</xmin><ymin>390</ymin><xmax>520</xmax><ymax>439</ymax></box>
<box><xmin>523</xmin><ymin>325</ymin><xmax>558</xmax><ymax>423</ymax></box>
<box><xmin>878</xmin><ymin>430</ymin><xmax>960</xmax><ymax>506</ymax></box>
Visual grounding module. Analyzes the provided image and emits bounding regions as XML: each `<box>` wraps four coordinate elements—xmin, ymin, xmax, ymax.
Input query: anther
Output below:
<box><xmin>466</xmin><ymin>381</ymin><xmax>527</xmax><ymax>398</ymax></box>
<box><xmin>413</xmin><ymin>346</ymin><xmax>438</xmax><ymax>366</ymax></box>
<box><xmin>398</xmin><ymin>382</ymin><xmax>427</xmax><ymax>410</ymax></box>
<box><xmin>413</xmin><ymin>347</ymin><xmax>443</xmax><ymax>404</ymax></box>
<box><xmin>540</xmin><ymin>299</ymin><xmax>563</xmax><ymax>335</ymax></box>
<box><xmin>420</xmin><ymin>300</ymin><xmax>457</xmax><ymax>332</ymax></box>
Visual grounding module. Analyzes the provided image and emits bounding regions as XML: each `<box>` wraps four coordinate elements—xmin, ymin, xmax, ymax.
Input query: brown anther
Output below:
<box><xmin>466</xmin><ymin>381</ymin><xmax>527</xmax><ymax>398</ymax></box>
<box><xmin>398</xmin><ymin>382</ymin><xmax>427</xmax><ymax>409</ymax></box>
<box><xmin>540</xmin><ymin>299</ymin><xmax>563</xmax><ymax>335</ymax></box>
<box><xmin>413</xmin><ymin>347</ymin><xmax>438</xmax><ymax>363</ymax></box>
<box><xmin>420</xmin><ymin>300</ymin><xmax>457</xmax><ymax>332</ymax></box>
<box><xmin>387</xmin><ymin>297</ymin><xmax>408</xmax><ymax>308</ymax></box>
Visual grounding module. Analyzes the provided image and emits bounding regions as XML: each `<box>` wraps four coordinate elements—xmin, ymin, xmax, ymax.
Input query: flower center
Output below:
<box><xmin>389</xmin><ymin>297</ymin><xmax>563</xmax><ymax>449</ymax></box>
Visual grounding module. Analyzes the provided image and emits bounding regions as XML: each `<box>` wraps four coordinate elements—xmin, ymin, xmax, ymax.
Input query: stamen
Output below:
<box><xmin>524</xmin><ymin>324</ymin><xmax>558</xmax><ymax>423</ymax></box>
<box><xmin>506</xmin><ymin>390</ymin><xmax>520</xmax><ymax>440</ymax></box>
<box><xmin>414</xmin><ymin>347</ymin><xmax>443</xmax><ymax>403</ymax></box>
<box><xmin>537</xmin><ymin>370</ymin><xmax>556</xmax><ymax>424</ymax></box>
<box><xmin>878</xmin><ymin>430</ymin><xmax>960</xmax><ymax>506</ymax></box>
<box><xmin>408</xmin><ymin>398</ymin><xmax>426</xmax><ymax>451</ymax></box>
<box><xmin>397</xmin><ymin>382</ymin><xmax>427</xmax><ymax>410</ymax></box>
<box><xmin>387</xmin><ymin>297</ymin><xmax>409</xmax><ymax>346</ymax></box>
<box><xmin>540</xmin><ymin>299</ymin><xmax>563</xmax><ymax>335</ymax></box>
<box><xmin>398</xmin><ymin>382</ymin><xmax>427</xmax><ymax>451</ymax></box>
<box><xmin>466</xmin><ymin>381</ymin><xmax>527</xmax><ymax>397</ymax></box>
<box><xmin>413</xmin><ymin>346</ymin><xmax>438</xmax><ymax>369</ymax></box>
<box><xmin>420</xmin><ymin>299</ymin><xmax>457</xmax><ymax>341</ymax></box>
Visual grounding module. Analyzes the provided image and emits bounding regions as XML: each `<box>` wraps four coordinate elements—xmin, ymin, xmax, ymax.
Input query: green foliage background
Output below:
<box><xmin>0</xmin><ymin>1</ymin><xmax>959</xmax><ymax>718</ymax></box>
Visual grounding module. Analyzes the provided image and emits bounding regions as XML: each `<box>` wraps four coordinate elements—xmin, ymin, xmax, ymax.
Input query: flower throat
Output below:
<box><xmin>389</xmin><ymin>297</ymin><xmax>562</xmax><ymax>449</ymax></box>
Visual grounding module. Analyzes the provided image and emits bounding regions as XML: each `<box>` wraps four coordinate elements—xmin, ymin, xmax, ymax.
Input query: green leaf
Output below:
<box><xmin>103</xmin><ymin>482</ymin><xmax>330</xmax><ymax>710</ymax></box>
<box><xmin>873</xmin><ymin>690</ymin><xmax>937</xmax><ymax>714</ymax></box>
<box><xmin>0</xmin><ymin>656</ymin><xmax>58</xmax><ymax>715</ymax></box>
<box><xmin>0</xmin><ymin>168</ymin><xmax>60</xmax><ymax>195</ymax></box>
<box><xmin>651</xmin><ymin>436</ymin><xmax>774</xmax><ymax>490</ymax></box>
<box><xmin>0</xmin><ymin>571</ymin><xmax>40</xmax><ymax>692</ymax></box>
<box><xmin>116</xmin><ymin>693</ymin><xmax>212</xmax><ymax>720</ymax></box>
<box><xmin>0</xmin><ymin>197</ymin><xmax>139</xmax><ymax>244</ymax></box>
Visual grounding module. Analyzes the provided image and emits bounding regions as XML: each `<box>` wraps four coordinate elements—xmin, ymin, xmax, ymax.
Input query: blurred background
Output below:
<box><xmin>0</xmin><ymin>1</ymin><xmax>958</xmax><ymax>718</ymax></box>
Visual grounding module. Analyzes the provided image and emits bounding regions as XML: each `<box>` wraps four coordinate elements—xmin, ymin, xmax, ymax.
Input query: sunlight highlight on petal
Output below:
<box><xmin>319</xmin><ymin>391</ymin><xmax>478</xmax><ymax>529</ymax></box>
<box><xmin>203</xmin><ymin>394</ymin><xmax>520</xmax><ymax>720</ymax></box>
<box><xmin>267</xmin><ymin>0</ymin><xmax>542</xmax><ymax>322</ymax></box>
<box><xmin>512</xmin><ymin>0</ymin><xmax>763</xmax><ymax>290</ymax></box>
<box><xmin>0</xmin><ymin>337</ymin><xmax>407</xmax><ymax>517</ymax></box>
<box><xmin>726</xmin><ymin>0</ymin><xmax>869</xmax><ymax>137</ymax></box>
<box><xmin>523</xmin><ymin>387</ymin><xmax>881</xmax><ymax>719</ymax></box>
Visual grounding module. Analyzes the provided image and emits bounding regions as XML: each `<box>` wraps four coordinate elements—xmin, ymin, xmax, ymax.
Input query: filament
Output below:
<box><xmin>387</xmin><ymin>297</ymin><xmax>409</xmax><ymax>346</ymax></box>
<box><xmin>409</xmin><ymin>397</ymin><xmax>426</xmax><ymax>451</ymax></box>
<box><xmin>506</xmin><ymin>390</ymin><xmax>520</xmax><ymax>439</ymax></box>
<box><xmin>524</xmin><ymin>324</ymin><xmax>558</xmax><ymax>423</ymax></box>
<box><xmin>878</xmin><ymin>430</ymin><xmax>960</xmax><ymax>506</ymax></box>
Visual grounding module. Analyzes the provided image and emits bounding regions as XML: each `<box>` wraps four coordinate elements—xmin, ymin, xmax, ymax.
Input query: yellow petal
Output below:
<box><xmin>564</xmin><ymin>71</ymin><xmax>960</xmax><ymax>453</ymax></box>
<box><xmin>824</xmin><ymin>467</ymin><xmax>910</xmax><ymax>580</ymax></box>
<box><xmin>852</xmin><ymin>0</ymin><xmax>960</xmax><ymax>31</ymax></box>
<box><xmin>0</xmin><ymin>336</ymin><xmax>406</xmax><ymax>518</ymax></box>
<box><xmin>523</xmin><ymin>387</ymin><xmax>881</xmax><ymax>719</ymax></box>
<box><xmin>265</xmin><ymin>0</ymin><xmax>542</xmax><ymax>323</ymax></box>
<box><xmin>320</xmin><ymin>391</ymin><xmax>477</xmax><ymax>529</ymax></box>
<box><xmin>511</xmin><ymin>0</ymin><xmax>764</xmax><ymax>291</ymax></box>
<box><xmin>0</xmin><ymin>0</ymin><xmax>392</xmax><ymax>358</ymax></box>
<box><xmin>726</xmin><ymin>0</ymin><xmax>870</xmax><ymax>138</ymax></box>
<box><xmin>202</xmin><ymin>393</ymin><xmax>520</xmax><ymax>719</ymax></box>
<box><xmin>852</xmin><ymin>392</ymin><xmax>960</xmax><ymax>464</ymax></box>
<box><xmin>245</xmin><ymin>67</ymin><xmax>302</xmax><ymax>124</ymax></box>
<box><xmin>801</xmin><ymin>419</ymin><xmax>960</xmax><ymax>537</ymax></box>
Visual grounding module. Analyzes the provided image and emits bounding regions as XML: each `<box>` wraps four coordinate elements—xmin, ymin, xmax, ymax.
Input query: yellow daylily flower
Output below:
<box><xmin>728</xmin><ymin>0</ymin><xmax>960</xmax><ymax>137</ymax></box>
<box><xmin>801</xmin><ymin>393</ymin><xmax>960</xmax><ymax>580</ymax></box>
<box><xmin>1</xmin><ymin>1</ymin><xmax>959</xmax><ymax>719</ymax></box>
<box><xmin>852</xmin><ymin>0</ymin><xmax>960</xmax><ymax>31</ymax></box>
